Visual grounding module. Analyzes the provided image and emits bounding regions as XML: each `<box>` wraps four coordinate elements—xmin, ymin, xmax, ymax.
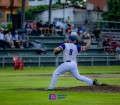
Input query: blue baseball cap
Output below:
<box><xmin>68</xmin><ymin>36</ymin><xmax>75</xmax><ymax>41</ymax></box>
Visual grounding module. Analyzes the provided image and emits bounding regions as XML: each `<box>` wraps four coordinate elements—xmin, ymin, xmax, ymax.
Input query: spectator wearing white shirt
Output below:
<box><xmin>56</xmin><ymin>19</ymin><xmax>65</xmax><ymax>34</ymax></box>
<box><xmin>0</xmin><ymin>28</ymin><xmax>10</xmax><ymax>49</ymax></box>
<box><xmin>5</xmin><ymin>31</ymin><xmax>15</xmax><ymax>48</ymax></box>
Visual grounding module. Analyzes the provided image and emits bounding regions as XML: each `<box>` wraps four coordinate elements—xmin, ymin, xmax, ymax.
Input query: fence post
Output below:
<box><xmin>107</xmin><ymin>56</ymin><xmax>109</xmax><ymax>66</ymax></box>
<box><xmin>3</xmin><ymin>57</ymin><xmax>5</xmax><ymax>67</ymax></box>
<box><xmin>55</xmin><ymin>56</ymin><xmax>58</xmax><ymax>67</ymax></box>
<box><xmin>91</xmin><ymin>56</ymin><xmax>93</xmax><ymax>66</ymax></box>
<box><xmin>39</xmin><ymin>57</ymin><xmax>41</xmax><ymax>67</ymax></box>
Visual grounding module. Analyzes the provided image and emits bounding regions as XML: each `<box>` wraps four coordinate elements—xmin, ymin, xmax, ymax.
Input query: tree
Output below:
<box><xmin>102</xmin><ymin>0</ymin><xmax>120</xmax><ymax>21</ymax></box>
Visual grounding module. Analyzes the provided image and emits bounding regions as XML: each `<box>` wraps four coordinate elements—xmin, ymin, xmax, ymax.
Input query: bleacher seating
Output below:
<box><xmin>0</xmin><ymin>36</ymin><xmax>120</xmax><ymax>67</ymax></box>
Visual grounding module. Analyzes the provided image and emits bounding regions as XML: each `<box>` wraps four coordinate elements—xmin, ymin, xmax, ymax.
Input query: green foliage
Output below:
<box><xmin>6</xmin><ymin>22</ymin><xmax>12</xmax><ymax>30</ymax></box>
<box><xmin>102</xmin><ymin>0</ymin><xmax>120</xmax><ymax>21</ymax></box>
<box><xmin>71</xmin><ymin>0</ymin><xmax>85</xmax><ymax>5</ymax></box>
<box><xmin>25</xmin><ymin>5</ymin><xmax>48</xmax><ymax>20</ymax></box>
<box><xmin>25</xmin><ymin>4</ymin><xmax>61</xmax><ymax>21</ymax></box>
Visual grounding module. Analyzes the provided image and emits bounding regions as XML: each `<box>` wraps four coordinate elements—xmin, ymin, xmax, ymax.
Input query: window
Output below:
<box><xmin>6</xmin><ymin>13</ymin><xmax>12</xmax><ymax>22</ymax></box>
<box><xmin>29</xmin><ymin>0</ymin><xmax>35</xmax><ymax>1</ymax></box>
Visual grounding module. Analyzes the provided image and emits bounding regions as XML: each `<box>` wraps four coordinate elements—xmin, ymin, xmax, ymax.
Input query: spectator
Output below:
<box><xmin>66</xmin><ymin>23</ymin><xmax>72</xmax><ymax>35</ymax></box>
<box><xmin>66</xmin><ymin>16</ymin><xmax>71</xmax><ymax>25</ymax></box>
<box><xmin>0</xmin><ymin>28</ymin><xmax>10</xmax><ymax>49</ymax></box>
<box><xmin>76</xmin><ymin>25</ymin><xmax>86</xmax><ymax>46</ymax></box>
<box><xmin>116</xmin><ymin>44</ymin><xmax>120</xmax><ymax>59</ymax></box>
<box><xmin>5</xmin><ymin>31</ymin><xmax>15</xmax><ymax>48</ymax></box>
<box><xmin>30</xmin><ymin>21</ymin><xmax>37</xmax><ymax>30</ymax></box>
<box><xmin>43</xmin><ymin>22</ymin><xmax>50</xmax><ymax>36</ymax></box>
<box><xmin>20</xmin><ymin>33</ymin><xmax>29</xmax><ymax>48</ymax></box>
<box><xmin>12</xmin><ymin>31</ymin><xmax>22</xmax><ymax>48</ymax></box>
<box><xmin>56</xmin><ymin>18</ymin><xmax>65</xmax><ymax>34</ymax></box>
<box><xmin>109</xmin><ymin>41</ymin><xmax>117</xmax><ymax>53</ymax></box>
<box><xmin>36</xmin><ymin>20</ymin><xmax>44</xmax><ymax>36</ymax></box>
<box><xmin>25</xmin><ymin>22</ymin><xmax>32</xmax><ymax>35</ymax></box>
<box><xmin>49</xmin><ymin>24</ymin><xmax>57</xmax><ymax>36</ymax></box>
<box><xmin>92</xmin><ymin>27</ymin><xmax>101</xmax><ymax>47</ymax></box>
<box><xmin>102</xmin><ymin>37</ymin><xmax>110</xmax><ymax>53</ymax></box>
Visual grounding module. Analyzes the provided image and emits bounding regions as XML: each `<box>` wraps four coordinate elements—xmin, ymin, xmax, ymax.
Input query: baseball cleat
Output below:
<box><xmin>45</xmin><ymin>88</ymin><xmax>54</xmax><ymax>91</ymax></box>
<box><xmin>93</xmin><ymin>79</ymin><xmax>99</xmax><ymax>86</ymax></box>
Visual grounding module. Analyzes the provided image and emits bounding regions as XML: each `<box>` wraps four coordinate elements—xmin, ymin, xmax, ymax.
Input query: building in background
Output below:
<box><xmin>29</xmin><ymin>0</ymin><xmax>58</xmax><ymax>6</ymax></box>
<box><xmin>0</xmin><ymin>0</ymin><xmax>29</xmax><ymax>22</ymax></box>
<box><xmin>86</xmin><ymin>0</ymin><xmax>107</xmax><ymax>20</ymax></box>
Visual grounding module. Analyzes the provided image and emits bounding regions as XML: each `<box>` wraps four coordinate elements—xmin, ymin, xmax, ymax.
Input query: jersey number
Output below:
<box><xmin>69</xmin><ymin>49</ymin><xmax>73</xmax><ymax>55</ymax></box>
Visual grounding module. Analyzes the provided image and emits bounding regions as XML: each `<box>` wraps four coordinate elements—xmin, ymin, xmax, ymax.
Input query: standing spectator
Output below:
<box><xmin>5</xmin><ymin>31</ymin><xmax>15</xmax><ymax>48</ymax></box>
<box><xmin>20</xmin><ymin>33</ymin><xmax>29</xmax><ymax>48</ymax></box>
<box><xmin>92</xmin><ymin>27</ymin><xmax>101</xmax><ymax>47</ymax></box>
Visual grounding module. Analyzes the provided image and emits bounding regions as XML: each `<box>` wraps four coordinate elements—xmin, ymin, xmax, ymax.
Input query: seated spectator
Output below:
<box><xmin>55</xmin><ymin>18</ymin><xmax>65</xmax><ymax>34</ymax></box>
<box><xmin>12</xmin><ymin>31</ymin><xmax>22</xmax><ymax>48</ymax></box>
<box><xmin>43</xmin><ymin>22</ymin><xmax>50</xmax><ymax>36</ymax></box>
<box><xmin>115</xmin><ymin>44</ymin><xmax>120</xmax><ymax>59</ymax></box>
<box><xmin>0</xmin><ymin>28</ymin><xmax>10</xmax><ymax>49</ymax></box>
<box><xmin>102</xmin><ymin>37</ymin><xmax>110</xmax><ymax>53</ymax></box>
<box><xmin>92</xmin><ymin>27</ymin><xmax>101</xmax><ymax>47</ymax></box>
<box><xmin>109</xmin><ymin>41</ymin><xmax>117</xmax><ymax>53</ymax></box>
<box><xmin>49</xmin><ymin>24</ymin><xmax>57</xmax><ymax>36</ymax></box>
<box><xmin>25</xmin><ymin>22</ymin><xmax>32</xmax><ymax>35</ymax></box>
<box><xmin>5</xmin><ymin>31</ymin><xmax>15</xmax><ymax>48</ymax></box>
<box><xmin>66</xmin><ymin>16</ymin><xmax>71</xmax><ymax>25</ymax></box>
<box><xmin>20</xmin><ymin>33</ymin><xmax>29</xmax><ymax>48</ymax></box>
<box><xmin>76</xmin><ymin>26</ymin><xmax>86</xmax><ymax>46</ymax></box>
<box><xmin>36</xmin><ymin>20</ymin><xmax>44</xmax><ymax>36</ymax></box>
<box><xmin>65</xmin><ymin>24</ymin><xmax>72</xmax><ymax>36</ymax></box>
<box><xmin>116</xmin><ymin>44</ymin><xmax>120</xmax><ymax>53</ymax></box>
<box><xmin>30</xmin><ymin>21</ymin><xmax>37</xmax><ymax>30</ymax></box>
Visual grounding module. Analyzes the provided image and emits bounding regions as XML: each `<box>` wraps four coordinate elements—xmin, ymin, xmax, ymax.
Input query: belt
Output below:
<box><xmin>66</xmin><ymin>61</ymin><xmax>71</xmax><ymax>62</ymax></box>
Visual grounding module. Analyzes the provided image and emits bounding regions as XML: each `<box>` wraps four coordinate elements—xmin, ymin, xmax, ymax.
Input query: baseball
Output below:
<box><xmin>87</xmin><ymin>34</ymin><xmax>91</xmax><ymax>39</ymax></box>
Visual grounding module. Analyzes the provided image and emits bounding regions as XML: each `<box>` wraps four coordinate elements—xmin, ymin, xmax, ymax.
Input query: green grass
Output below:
<box><xmin>0</xmin><ymin>66</ymin><xmax>120</xmax><ymax>105</ymax></box>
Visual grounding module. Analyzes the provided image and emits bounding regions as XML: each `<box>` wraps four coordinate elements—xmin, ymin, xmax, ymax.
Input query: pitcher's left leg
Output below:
<box><xmin>49</xmin><ymin>63</ymin><xmax>69</xmax><ymax>89</ymax></box>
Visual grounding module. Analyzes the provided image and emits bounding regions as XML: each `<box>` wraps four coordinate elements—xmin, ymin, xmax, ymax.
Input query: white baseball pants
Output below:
<box><xmin>49</xmin><ymin>61</ymin><xmax>93</xmax><ymax>89</ymax></box>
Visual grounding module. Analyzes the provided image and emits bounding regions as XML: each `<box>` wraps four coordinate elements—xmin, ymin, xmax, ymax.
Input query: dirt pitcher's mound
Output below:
<box><xmin>18</xmin><ymin>84</ymin><xmax>120</xmax><ymax>93</ymax></box>
<box><xmin>56</xmin><ymin>85</ymin><xmax>120</xmax><ymax>93</ymax></box>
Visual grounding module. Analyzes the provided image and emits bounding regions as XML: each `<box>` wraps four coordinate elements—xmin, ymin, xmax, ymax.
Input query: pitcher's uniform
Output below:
<box><xmin>49</xmin><ymin>43</ymin><xmax>93</xmax><ymax>89</ymax></box>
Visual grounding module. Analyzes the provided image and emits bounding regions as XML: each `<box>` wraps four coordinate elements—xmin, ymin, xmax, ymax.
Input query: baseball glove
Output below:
<box><xmin>54</xmin><ymin>50</ymin><xmax>61</xmax><ymax>56</ymax></box>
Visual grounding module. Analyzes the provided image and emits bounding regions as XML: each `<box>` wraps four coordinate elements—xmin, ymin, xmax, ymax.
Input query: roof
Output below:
<box><xmin>87</xmin><ymin>0</ymin><xmax>107</xmax><ymax>11</ymax></box>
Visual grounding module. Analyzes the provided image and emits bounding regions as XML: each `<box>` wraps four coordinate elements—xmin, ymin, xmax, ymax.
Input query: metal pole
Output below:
<box><xmin>63</xmin><ymin>3</ymin><xmax>65</xmax><ymax>22</ymax></box>
<box><xmin>21</xmin><ymin>0</ymin><xmax>26</xmax><ymax>29</ymax></box>
<box><xmin>39</xmin><ymin>57</ymin><xmax>41</xmax><ymax>67</ymax></box>
<box><xmin>3</xmin><ymin>57</ymin><xmax>5</xmax><ymax>67</ymax></box>
<box><xmin>49</xmin><ymin>0</ymin><xmax>52</xmax><ymax>24</ymax></box>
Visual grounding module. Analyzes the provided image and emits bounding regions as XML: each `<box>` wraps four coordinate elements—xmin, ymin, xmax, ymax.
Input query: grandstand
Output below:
<box><xmin>0</xmin><ymin>35</ymin><xmax>120</xmax><ymax>67</ymax></box>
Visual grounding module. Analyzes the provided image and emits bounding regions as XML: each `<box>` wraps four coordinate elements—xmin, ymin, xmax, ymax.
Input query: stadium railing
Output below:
<box><xmin>0</xmin><ymin>55</ymin><xmax>119</xmax><ymax>67</ymax></box>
